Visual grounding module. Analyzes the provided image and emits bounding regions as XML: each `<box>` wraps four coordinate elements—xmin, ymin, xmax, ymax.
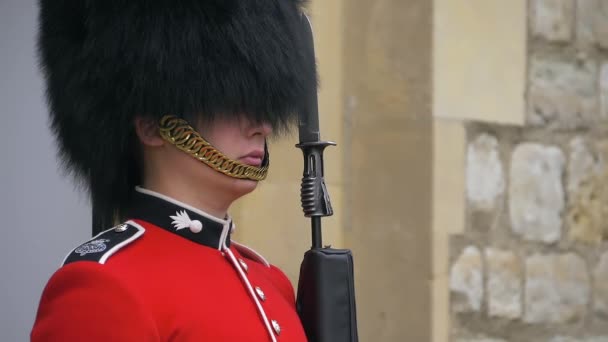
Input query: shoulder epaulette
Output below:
<box><xmin>62</xmin><ymin>221</ymin><xmax>145</xmax><ymax>266</ymax></box>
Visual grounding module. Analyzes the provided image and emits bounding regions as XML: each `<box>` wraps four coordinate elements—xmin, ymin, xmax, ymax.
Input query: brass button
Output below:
<box><xmin>271</xmin><ymin>320</ymin><xmax>281</xmax><ymax>335</ymax></box>
<box><xmin>255</xmin><ymin>286</ymin><xmax>266</xmax><ymax>301</ymax></box>
<box><xmin>239</xmin><ymin>259</ymin><xmax>248</xmax><ymax>272</ymax></box>
<box><xmin>114</xmin><ymin>224</ymin><xmax>128</xmax><ymax>232</ymax></box>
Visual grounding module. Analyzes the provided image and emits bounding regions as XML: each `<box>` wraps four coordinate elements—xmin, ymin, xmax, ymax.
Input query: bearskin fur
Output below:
<box><xmin>37</xmin><ymin>0</ymin><xmax>316</xmax><ymax>234</ymax></box>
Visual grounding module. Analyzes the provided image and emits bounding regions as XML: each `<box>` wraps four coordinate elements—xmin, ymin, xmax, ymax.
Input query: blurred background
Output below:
<box><xmin>2</xmin><ymin>0</ymin><xmax>607</xmax><ymax>341</ymax></box>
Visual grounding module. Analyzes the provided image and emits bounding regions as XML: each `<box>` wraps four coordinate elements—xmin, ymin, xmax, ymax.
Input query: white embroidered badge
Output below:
<box><xmin>170</xmin><ymin>210</ymin><xmax>203</xmax><ymax>233</ymax></box>
<box><xmin>74</xmin><ymin>239</ymin><xmax>111</xmax><ymax>256</ymax></box>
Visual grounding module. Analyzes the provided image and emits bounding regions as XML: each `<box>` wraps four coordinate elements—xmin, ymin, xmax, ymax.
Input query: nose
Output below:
<box><xmin>249</xmin><ymin>122</ymin><xmax>272</xmax><ymax>138</ymax></box>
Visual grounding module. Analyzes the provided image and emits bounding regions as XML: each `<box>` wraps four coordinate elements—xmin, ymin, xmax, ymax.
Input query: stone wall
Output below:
<box><xmin>449</xmin><ymin>1</ymin><xmax>608</xmax><ymax>341</ymax></box>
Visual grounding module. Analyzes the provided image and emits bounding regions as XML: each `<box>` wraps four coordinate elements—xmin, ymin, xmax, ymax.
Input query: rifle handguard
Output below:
<box><xmin>296</xmin><ymin>141</ymin><xmax>336</xmax><ymax>217</ymax></box>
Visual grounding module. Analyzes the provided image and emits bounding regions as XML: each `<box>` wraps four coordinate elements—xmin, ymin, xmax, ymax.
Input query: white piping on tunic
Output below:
<box><xmin>218</xmin><ymin>221</ymin><xmax>231</xmax><ymax>251</ymax></box>
<box><xmin>231</xmin><ymin>241</ymin><xmax>270</xmax><ymax>267</ymax></box>
<box><xmin>100</xmin><ymin>220</ymin><xmax>145</xmax><ymax>264</ymax></box>
<box><xmin>224</xmin><ymin>243</ymin><xmax>277</xmax><ymax>342</ymax></box>
<box><xmin>60</xmin><ymin>221</ymin><xmax>145</xmax><ymax>266</ymax></box>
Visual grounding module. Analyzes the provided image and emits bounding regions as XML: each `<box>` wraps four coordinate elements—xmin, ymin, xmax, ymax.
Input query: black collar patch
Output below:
<box><xmin>62</xmin><ymin>222</ymin><xmax>144</xmax><ymax>265</ymax></box>
<box><xmin>126</xmin><ymin>188</ymin><xmax>233</xmax><ymax>250</ymax></box>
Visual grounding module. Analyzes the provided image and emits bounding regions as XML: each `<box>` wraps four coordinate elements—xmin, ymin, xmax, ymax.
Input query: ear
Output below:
<box><xmin>134</xmin><ymin>116</ymin><xmax>164</xmax><ymax>147</ymax></box>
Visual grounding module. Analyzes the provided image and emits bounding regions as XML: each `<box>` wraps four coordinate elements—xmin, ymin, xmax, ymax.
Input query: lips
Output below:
<box><xmin>239</xmin><ymin>150</ymin><xmax>265</xmax><ymax>167</ymax></box>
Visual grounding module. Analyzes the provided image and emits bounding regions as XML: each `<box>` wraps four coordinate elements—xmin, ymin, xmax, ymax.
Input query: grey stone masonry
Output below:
<box><xmin>450</xmin><ymin>246</ymin><xmax>483</xmax><ymax>313</ymax></box>
<box><xmin>466</xmin><ymin>134</ymin><xmax>505</xmax><ymax>211</ymax></box>
<box><xmin>528</xmin><ymin>56</ymin><xmax>597</xmax><ymax>129</ymax></box>
<box><xmin>567</xmin><ymin>137</ymin><xmax>595</xmax><ymax>196</ymax></box>
<box><xmin>566</xmin><ymin>137</ymin><xmax>606</xmax><ymax>245</ymax></box>
<box><xmin>485</xmin><ymin>248</ymin><xmax>522</xmax><ymax>319</ymax></box>
<box><xmin>524</xmin><ymin>253</ymin><xmax>590</xmax><ymax>324</ymax></box>
<box><xmin>510</xmin><ymin>143</ymin><xmax>565</xmax><ymax>243</ymax></box>
<box><xmin>532</xmin><ymin>0</ymin><xmax>575</xmax><ymax>42</ymax></box>
<box><xmin>601</xmin><ymin>63</ymin><xmax>608</xmax><ymax>121</ymax></box>
<box><xmin>455</xmin><ymin>338</ymin><xmax>507</xmax><ymax>342</ymax></box>
<box><xmin>593</xmin><ymin>251</ymin><xmax>608</xmax><ymax>316</ymax></box>
<box><xmin>576</xmin><ymin>0</ymin><xmax>608</xmax><ymax>49</ymax></box>
<box><xmin>550</xmin><ymin>337</ymin><xmax>608</xmax><ymax>342</ymax></box>
<box><xmin>451</xmin><ymin>0</ymin><xmax>608</xmax><ymax>339</ymax></box>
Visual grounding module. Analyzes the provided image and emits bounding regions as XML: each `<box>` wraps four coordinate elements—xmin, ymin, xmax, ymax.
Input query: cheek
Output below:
<box><xmin>204</xmin><ymin>131</ymin><xmax>243</xmax><ymax>159</ymax></box>
<box><xmin>197</xmin><ymin>120</ymin><xmax>245</xmax><ymax>159</ymax></box>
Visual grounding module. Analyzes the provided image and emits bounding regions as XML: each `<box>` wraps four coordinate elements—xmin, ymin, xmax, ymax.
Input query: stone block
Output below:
<box><xmin>551</xmin><ymin>337</ymin><xmax>608</xmax><ymax>342</ymax></box>
<box><xmin>551</xmin><ymin>337</ymin><xmax>578</xmax><ymax>342</ymax></box>
<box><xmin>524</xmin><ymin>253</ymin><xmax>590</xmax><ymax>323</ymax></box>
<box><xmin>576</xmin><ymin>0</ymin><xmax>608</xmax><ymax>49</ymax></box>
<box><xmin>450</xmin><ymin>246</ymin><xmax>483</xmax><ymax>313</ymax></box>
<box><xmin>466</xmin><ymin>134</ymin><xmax>505</xmax><ymax>211</ymax></box>
<box><xmin>509</xmin><ymin>143</ymin><xmax>565</xmax><ymax>243</ymax></box>
<box><xmin>434</xmin><ymin>0</ymin><xmax>526</xmax><ymax>125</ymax></box>
<box><xmin>601</xmin><ymin>63</ymin><xmax>608</xmax><ymax>121</ymax></box>
<box><xmin>593</xmin><ymin>251</ymin><xmax>608</xmax><ymax>316</ymax></box>
<box><xmin>550</xmin><ymin>338</ymin><xmax>574</xmax><ymax>342</ymax></box>
<box><xmin>566</xmin><ymin>139</ymin><xmax>608</xmax><ymax>244</ymax></box>
<box><xmin>531</xmin><ymin>0</ymin><xmax>575</xmax><ymax>42</ymax></box>
<box><xmin>566</xmin><ymin>137</ymin><xmax>599</xmax><ymax>243</ymax></box>
<box><xmin>567</xmin><ymin>175</ymin><xmax>605</xmax><ymax>245</ymax></box>
<box><xmin>486</xmin><ymin>248</ymin><xmax>522</xmax><ymax>319</ymax></box>
<box><xmin>528</xmin><ymin>56</ymin><xmax>597</xmax><ymax>129</ymax></box>
<box><xmin>567</xmin><ymin>137</ymin><xmax>596</xmax><ymax>196</ymax></box>
<box><xmin>455</xmin><ymin>338</ymin><xmax>507</xmax><ymax>342</ymax></box>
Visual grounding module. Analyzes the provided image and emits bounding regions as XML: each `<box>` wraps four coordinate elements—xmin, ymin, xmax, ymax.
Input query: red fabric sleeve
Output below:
<box><xmin>31</xmin><ymin>262</ymin><xmax>160</xmax><ymax>342</ymax></box>
<box><xmin>269</xmin><ymin>264</ymin><xmax>297</xmax><ymax>307</ymax></box>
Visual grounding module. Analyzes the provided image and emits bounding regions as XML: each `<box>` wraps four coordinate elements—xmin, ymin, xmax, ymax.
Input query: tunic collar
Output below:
<box><xmin>126</xmin><ymin>186</ymin><xmax>233</xmax><ymax>250</ymax></box>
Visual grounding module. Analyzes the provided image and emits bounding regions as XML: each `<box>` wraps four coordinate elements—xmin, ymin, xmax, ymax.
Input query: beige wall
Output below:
<box><xmin>432</xmin><ymin>119</ymin><xmax>466</xmax><ymax>342</ymax></box>
<box><xmin>434</xmin><ymin>0</ymin><xmax>527</xmax><ymax>125</ymax></box>
<box><xmin>344</xmin><ymin>0</ymin><xmax>433</xmax><ymax>340</ymax></box>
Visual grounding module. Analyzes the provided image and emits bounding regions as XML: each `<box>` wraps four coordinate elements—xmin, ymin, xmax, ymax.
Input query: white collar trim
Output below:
<box><xmin>135</xmin><ymin>186</ymin><xmax>230</xmax><ymax>225</ymax></box>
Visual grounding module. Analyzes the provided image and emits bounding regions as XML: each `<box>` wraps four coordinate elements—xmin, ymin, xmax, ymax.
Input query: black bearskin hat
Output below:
<box><xmin>37</xmin><ymin>0</ymin><xmax>316</xmax><ymax>234</ymax></box>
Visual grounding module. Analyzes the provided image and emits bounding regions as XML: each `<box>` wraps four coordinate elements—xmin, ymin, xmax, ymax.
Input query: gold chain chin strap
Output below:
<box><xmin>158</xmin><ymin>115</ymin><xmax>268</xmax><ymax>181</ymax></box>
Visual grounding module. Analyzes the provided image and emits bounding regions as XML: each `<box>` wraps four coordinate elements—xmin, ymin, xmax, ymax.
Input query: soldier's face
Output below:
<box><xmin>197</xmin><ymin>116</ymin><xmax>271</xmax><ymax>168</ymax></box>
<box><xmin>183</xmin><ymin>115</ymin><xmax>271</xmax><ymax>197</ymax></box>
<box><xmin>136</xmin><ymin>115</ymin><xmax>272</xmax><ymax>211</ymax></box>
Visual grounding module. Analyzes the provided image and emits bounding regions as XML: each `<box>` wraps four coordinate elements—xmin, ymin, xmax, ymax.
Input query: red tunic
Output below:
<box><xmin>31</xmin><ymin>188</ymin><xmax>307</xmax><ymax>341</ymax></box>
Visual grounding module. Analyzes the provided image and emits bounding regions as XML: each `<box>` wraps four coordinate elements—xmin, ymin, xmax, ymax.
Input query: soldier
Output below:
<box><xmin>31</xmin><ymin>1</ymin><xmax>315</xmax><ymax>341</ymax></box>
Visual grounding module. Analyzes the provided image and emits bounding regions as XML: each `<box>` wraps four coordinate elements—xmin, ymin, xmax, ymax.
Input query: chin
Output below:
<box><xmin>228</xmin><ymin>178</ymin><xmax>259</xmax><ymax>198</ymax></box>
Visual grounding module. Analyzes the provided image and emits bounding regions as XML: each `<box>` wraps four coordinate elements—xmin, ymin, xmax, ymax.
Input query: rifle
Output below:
<box><xmin>295</xmin><ymin>14</ymin><xmax>359</xmax><ymax>342</ymax></box>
